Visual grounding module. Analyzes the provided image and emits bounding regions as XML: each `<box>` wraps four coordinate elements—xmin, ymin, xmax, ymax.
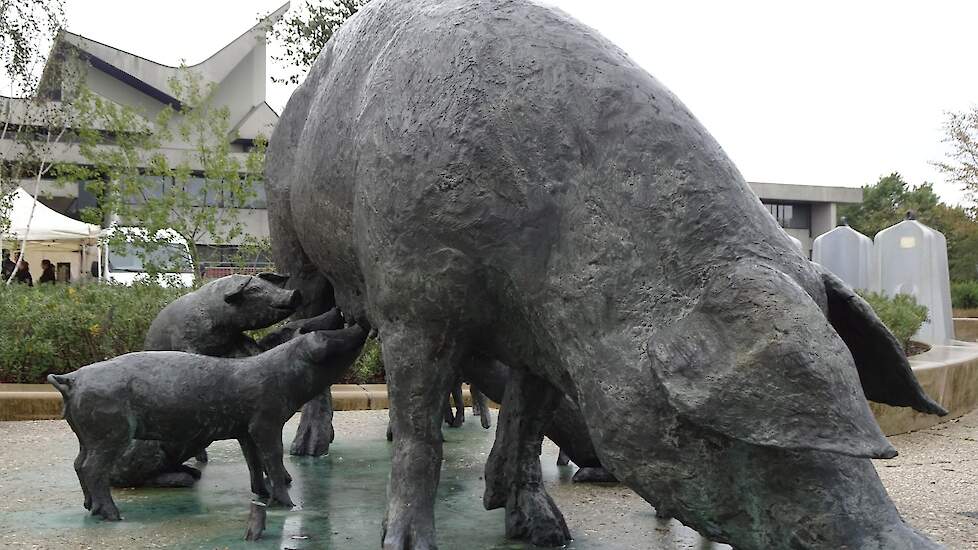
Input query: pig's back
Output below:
<box><xmin>281</xmin><ymin>0</ymin><xmax>796</xmax><ymax>321</ymax></box>
<box><xmin>67</xmin><ymin>352</ymin><xmax>231</xmax><ymax>403</ymax></box>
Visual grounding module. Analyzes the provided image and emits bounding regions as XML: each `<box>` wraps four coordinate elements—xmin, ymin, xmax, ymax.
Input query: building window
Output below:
<box><xmin>121</xmin><ymin>177</ymin><xmax>267</xmax><ymax>209</ymax></box>
<box><xmin>197</xmin><ymin>245</ymin><xmax>273</xmax><ymax>268</ymax></box>
<box><xmin>763</xmin><ymin>202</ymin><xmax>811</xmax><ymax>231</ymax></box>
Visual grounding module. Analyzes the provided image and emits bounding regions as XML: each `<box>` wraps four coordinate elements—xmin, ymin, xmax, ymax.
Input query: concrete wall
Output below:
<box><xmin>749</xmin><ymin>182</ymin><xmax>863</xmax><ymax>204</ymax></box>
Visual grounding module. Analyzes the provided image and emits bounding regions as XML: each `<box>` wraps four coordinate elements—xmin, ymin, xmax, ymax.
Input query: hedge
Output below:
<box><xmin>0</xmin><ymin>282</ymin><xmax>187</xmax><ymax>383</ymax></box>
<box><xmin>0</xmin><ymin>281</ymin><xmax>384</xmax><ymax>385</ymax></box>
<box><xmin>951</xmin><ymin>280</ymin><xmax>978</xmax><ymax>309</ymax></box>
<box><xmin>857</xmin><ymin>290</ymin><xmax>929</xmax><ymax>351</ymax></box>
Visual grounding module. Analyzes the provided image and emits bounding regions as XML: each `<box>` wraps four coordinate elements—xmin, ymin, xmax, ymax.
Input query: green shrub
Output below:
<box><xmin>857</xmin><ymin>290</ymin><xmax>929</xmax><ymax>351</ymax></box>
<box><xmin>0</xmin><ymin>280</ymin><xmax>386</xmax><ymax>385</ymax></box>
<box><xmin>951</xmin><ymin>280</ymin><xmax>978</xmax><ymax>309</ymax></box>
<box><xmin>0</xmin><ymin>282</ymin><xmax>189</xmax><ymax>383</ymax></box>
<box><xmin>342</xmin><ymin>337</ymin><xmax>385</xmax><ymax>384</ymax></box>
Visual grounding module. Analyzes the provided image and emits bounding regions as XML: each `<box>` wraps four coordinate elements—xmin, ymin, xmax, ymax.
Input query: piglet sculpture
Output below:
<box><xmin>145</xmin><ymin>272</ymin><xmax>301</xmax><ymax>358</ymax></box>
<box><xmin>49</xmin><ymin>324</ymin><xmax>367</xmax><ymax>521</ymax></box>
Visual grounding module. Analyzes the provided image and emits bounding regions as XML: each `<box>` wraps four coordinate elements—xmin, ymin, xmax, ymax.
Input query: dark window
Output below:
<box><xmin>197</xmin><ymin>245</ymin><xmax>273</xmax><ymax>268</ymax></box>
<box><xmin>120</xmin><ymin>176</ymin><xmax>265</xmax><ymax>209</ymax></box>
<box><xmin>763</xmin><ymin>202</ymin><xmax>811</xmax><ymax>230</ymax></box>
<box><xmin>172</xmin><ymin>176</ymin><xmax>223</xmax><ymax>207</ymax></box>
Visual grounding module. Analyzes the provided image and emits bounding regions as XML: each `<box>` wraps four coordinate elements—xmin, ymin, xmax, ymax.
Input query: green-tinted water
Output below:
<box><xmin>0</xmin><ymin>412</ymin><xmax>723</xmax><ymax>549</ymax></box>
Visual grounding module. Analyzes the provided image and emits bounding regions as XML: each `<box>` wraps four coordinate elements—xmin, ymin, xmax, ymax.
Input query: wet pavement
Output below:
<box><xmin>1</xmin><ymin>409</ymin><xmax>976</xmax><ymax>549</ymax></box>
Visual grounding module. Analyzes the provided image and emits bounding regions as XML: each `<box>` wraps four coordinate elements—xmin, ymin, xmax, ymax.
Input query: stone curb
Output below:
<box><xmin>0</xmin><ymin>384</ymin><xmax>482</xmax><ymax>422</ymax></box>
<box><xmin>5</xmin><ymin>338</ymin><xmax>976</xmax><ymax>433</ymax></box>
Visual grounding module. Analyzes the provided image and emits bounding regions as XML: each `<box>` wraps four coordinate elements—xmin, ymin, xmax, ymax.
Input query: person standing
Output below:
<box><xmin>13</xmin><ymin>260</ymin><xmax>33</xmax><ymax>286</ymax></box>
<box><xmin>39</xmin><ymin>259</ymin><xmax>56</xmax><ymax>284</ymax></box>
<box><xmin>1</xmin><ymin>250</ymin><xmax>15</xmax><ymax>279</ymax></box>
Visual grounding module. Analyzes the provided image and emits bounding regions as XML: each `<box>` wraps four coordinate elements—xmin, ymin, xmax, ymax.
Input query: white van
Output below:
<box><xmin>97</xmin><ymin>227</ymin><xmax>195</xmax><ymax>287</ymax></box>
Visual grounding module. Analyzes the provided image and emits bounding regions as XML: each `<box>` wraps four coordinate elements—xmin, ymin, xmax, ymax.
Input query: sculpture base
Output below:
<box><xmin>7</xmin><ymin>407</ymin><xmax>969</xmax><ymax>548</ymax></box>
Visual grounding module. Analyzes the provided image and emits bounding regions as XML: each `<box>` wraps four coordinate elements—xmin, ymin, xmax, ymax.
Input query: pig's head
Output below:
<box><xmin>208</xmin><ymin>273</ymin><xmax>302</xmax><ymax>331</ymax></box>
<box><xmin>294</xmin><ymin>324</ymin><xmax>368</xmax><ymax>373</ymax></box>
<box><xmin>575</xmin><ymin>261</ymin><xmax>946</xmax><ymax>547</ymax></box>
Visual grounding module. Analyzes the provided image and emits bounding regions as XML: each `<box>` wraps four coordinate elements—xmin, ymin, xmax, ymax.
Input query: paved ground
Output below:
<box><xmin>0</xmin><ymin>409</ymin><xmax>976</xmax><ymax>549</ymax></box>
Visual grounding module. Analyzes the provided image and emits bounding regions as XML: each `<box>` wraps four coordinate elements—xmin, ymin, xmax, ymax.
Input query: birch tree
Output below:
<box><xmin>0</xmin><ymin>0</ymin><xmax>75</xmax><ymax>283</ymax></box>
<box><xmin>65</xmin><ymin>67</ymin><xmax>267</xmax><ymax>283</ymax></box>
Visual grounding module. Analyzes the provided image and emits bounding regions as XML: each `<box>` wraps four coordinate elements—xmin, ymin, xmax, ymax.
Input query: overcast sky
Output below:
<box><xmin>63</xmin><ymin>1</ymin><xmax>978</xmax><ymax>204</ymax></box>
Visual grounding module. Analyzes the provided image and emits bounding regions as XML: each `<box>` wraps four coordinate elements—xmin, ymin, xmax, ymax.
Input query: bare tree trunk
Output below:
<box><xmin>6</xmin><ymin>113</ymin><xmax>68</xmax><ymax>285</ymax></box>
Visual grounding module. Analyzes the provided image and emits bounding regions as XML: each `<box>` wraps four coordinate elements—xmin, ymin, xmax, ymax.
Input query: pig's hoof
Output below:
<box><xmin>382</xmin><ymin>517</ymin><xmax>437</xmax><ymax>550</ymax></box>
<box><xmin>147</xmin><ymin>471</ymin><xmax>197</xmax><ymax>488</ymax></box>
<box><xmin>289</xmin><ymin>424</ymin><xmax>332</xmax><ymax>457</ymax></box>
<box><xmin>244</xmin><ymin>500</ymin><xmax>267</xmax><ymax>541</ymax></box>
<box><xmin>449</xmin><ymin>414</ymin><xmax>464</xmax><ymax>428</ymax></box>
<box><xmin>269</xmin><ymin>486</ymin><xmax>294</xmax><ymax>509</ymax></box>
<box><xmin>177</xmin><ymin>464</ymin><xmax>202</xmax><ymax>480</ymax></box>
<box><xmin>195</xmin><ymin>450</ymin><xmax>209</xmax><ymax>463</ymax></box>
<box><xmin>556</xmin><ymin>450</ymin><xmax>571</xmax><ymax>466</ymax></box>
<box><xmin>572</xmin><ymin>467</ymin><xmax>617</xmax><ymax>483</ymax></box>
<box><xmin>91</xmin><ymin>500</ymin><xmax>121</xmax><ymax>521</ymax></box>
<box><xmin>505</xmin><ymin>488</ymin><xmax>571</xmax><ymax>547</ymax></box>
<box><xmin>479</xmin><ymin>411</ymin><xmax>492</xmax><ymax>429</ymax></box>
<box><xmin>83</xmin><ymin>494</ymin><xmax>92</xmax><ymax>510</ymax></box>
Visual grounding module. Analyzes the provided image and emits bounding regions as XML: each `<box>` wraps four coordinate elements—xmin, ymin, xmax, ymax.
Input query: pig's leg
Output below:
<box><xmin>290</xmin><ymin>390</ymin><xmax>335</xmax><ymax>457</ymax></box>
<box><xmin>471</xmin><ymin>386</ymin><xmax>492</xmax><ymax>429</ymax></box>
<box><xmin>249</xmin><ymin>423</ymin><xmax>294</xmax><ymax>508</ymax></box>
<box><xmin>442</xmin><ymin>391</ymin><xmax>455</xmax><ymax>426</ymax></box>
<box><xmin>483</xmin><ymin>368</ymin><xmax>570</xmax><ymax>546</ymax></box>
<box><xmin>556</xmin><ymin>449</ymin><xmax>570</xmax><ymax>467</ymax></box>
<box><xmin>449</xmin><ymin>383</ymin><xmax>465</xmax><ymax>428</ymax></box>
<box><xmin>239</xmin><ymin>436</ymin><xmax>269</xmax><ymax>499</ymax></box>
<box><xmin>73</xmin><ymin>443</ymin><xmax>92</xmax><ymax>510</ymax></box>
<box><xmin>78</xmin><ymin>447</ymin><xmax>123</xmax><ymax>521</ymax></box>
<box><xmin>381</xmin><ymin>326</ymin><xmax>462</xmax><ymax>550</ymax></box>
<box><xmin>279</xmin><ymin>265</ymin><xmax>337</xmax><ymax>457</ymax></box>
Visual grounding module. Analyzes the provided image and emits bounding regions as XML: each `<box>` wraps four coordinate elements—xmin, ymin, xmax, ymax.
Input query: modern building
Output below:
<box><xmin>0</xmin><ymin>4</ymin><xmax>288</xmax><ymax>276</ymax></box>
<box><xmin>0</xmin><ymin>3</ymin><xmax>860</xmax><ymax>275</ymax></box>
<box><xmin>751</xmin><ymin>182</ymin><xmax>864</xmax><ymax>257</ymax></box>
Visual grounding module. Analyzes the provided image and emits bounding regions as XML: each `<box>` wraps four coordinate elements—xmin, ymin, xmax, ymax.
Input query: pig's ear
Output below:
<box><xmin>649</xmin><ymin>263</ymin><xmax>896</xmax><ymax>459</ymax></box>
<box><xmin>814</xmin><ymin>263</ymin><xmax>946</xmax><ymax>416</ymax></box>
<box><xmin>223</xmin><ymin>275</ymin><xmax>251</xmax><ymax>303</ymax></box>
<box><xmin>257</xmin><ymin>272</ymin><xmax>290</xmax><ymax>287</ymax></box>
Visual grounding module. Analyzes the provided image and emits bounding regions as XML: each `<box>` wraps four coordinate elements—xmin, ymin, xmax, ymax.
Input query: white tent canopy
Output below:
<box><xmin>2</xmin><ymin>187</ymin><xmax>100</xmax><ymax>250</ymax></box>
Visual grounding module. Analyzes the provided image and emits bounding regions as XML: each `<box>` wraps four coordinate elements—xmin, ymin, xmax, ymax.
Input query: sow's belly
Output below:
<box><xmin>290</xmin><ymin>174</ymin><xmax>368</xmax><ymax>318</ymax></box>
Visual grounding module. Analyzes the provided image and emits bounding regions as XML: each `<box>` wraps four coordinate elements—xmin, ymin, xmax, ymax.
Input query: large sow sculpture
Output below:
<box><xmin>266</xmin><ymin>0</ymin><xmax>946</xmax><ymax>548</ymax></box>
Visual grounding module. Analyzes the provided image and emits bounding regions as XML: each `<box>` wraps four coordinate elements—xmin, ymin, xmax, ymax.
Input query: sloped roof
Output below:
<box><xmin>232</xmin><ymin>102</ymin><xmax>279</xmax><ymax>141</ymax></box>
<box><xmin>46</xmin><ymin>3</ymin><xmax>287</xmax><ymax>134</ymax></box>
<box><xmin>59</xmin><ymin>3</ymin><xmax>288</xmax><ymax>97</ymax></box>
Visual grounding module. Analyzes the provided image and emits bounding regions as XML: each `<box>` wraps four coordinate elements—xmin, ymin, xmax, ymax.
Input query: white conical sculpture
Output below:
<box><xmin>812</xmin><ymin>218</ymin><xmax>873</xmax><ymax>290</ymax></box>
<box><xmin>873</xmin><ymin>212</ymin><xmax>953</xmax><ymax>345</ymax></box>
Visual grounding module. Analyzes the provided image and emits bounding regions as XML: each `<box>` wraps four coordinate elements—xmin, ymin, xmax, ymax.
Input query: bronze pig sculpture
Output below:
<box><xmin>145</xmin><ymin>272</ymin><xmax>301</xmax><ymax>358</ymax></box>
<box><xmin>265</xmin><ymin>0</ymin><xmax>946</xmax><ymax>548</ymax></box>
<box><xmin>49</xmin><ymin>325</ymin><xmax>367</xmax><ymax>521</ymax></box>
